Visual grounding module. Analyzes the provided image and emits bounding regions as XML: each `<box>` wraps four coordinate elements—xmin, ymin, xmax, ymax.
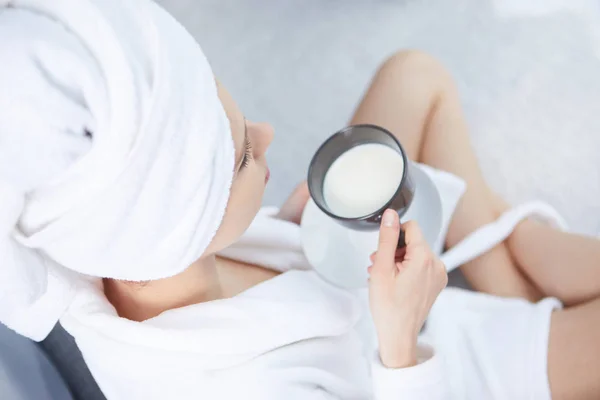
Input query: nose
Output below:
<box><xmin>248</xmin><ymin>121</ymin><xmax>274</xmax><ymax>158</ymax></box>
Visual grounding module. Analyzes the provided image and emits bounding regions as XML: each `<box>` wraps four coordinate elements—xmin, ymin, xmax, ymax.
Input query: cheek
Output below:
<box><xmin>232</xmin><ymin>167</ymin><xmax>265</xmax><ymax>222</ymax></box>
<box><xmin>205</xmin><ymin>168</ymin><xmax>265</xmax><ymax>254</ymax></box>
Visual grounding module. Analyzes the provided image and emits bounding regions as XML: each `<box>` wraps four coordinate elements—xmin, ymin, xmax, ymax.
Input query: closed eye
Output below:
<box><xmin>241</xmin><ymin>136</ymin><xmax>252</xmax><ymax>169</ymax></box>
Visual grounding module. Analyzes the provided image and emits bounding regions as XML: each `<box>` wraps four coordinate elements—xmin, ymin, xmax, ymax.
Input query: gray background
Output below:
<box><xmin>158</xmin><ymin>0</ymin><xmax>600</xmax><ymax>236</ymax></box>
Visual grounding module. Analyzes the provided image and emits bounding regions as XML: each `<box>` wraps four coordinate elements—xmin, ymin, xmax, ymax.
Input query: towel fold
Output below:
<box><xmin>0</xmin><ymin>0</ymin><xmax>234</xmax><ymax>340</ymax></box>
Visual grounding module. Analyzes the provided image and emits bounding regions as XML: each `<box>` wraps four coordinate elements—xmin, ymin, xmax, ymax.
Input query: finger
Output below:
<box><xmin>376</xmin><ymin>209</ymin><xmax>401</xmax><ymax>271</ymax></box>
<box><xmin>401</xmin><ymin>220</ymin><xmax>426</xmax><ymax>247</ymax></box>
<box><xmin>369</xmin><ymin>252</ymin><xmax>377</xmax><ymax>263</ymax></box>
<box><xmin>371</xmin><ymin>249</ymin><xmax>405</xmax><ymax>263</ymax></box>
<box><xmin>434</xmin><ymin>259</ymin><xmax>449</xmax><ymax>288</ymax></box>
<box><xmin>435</xmin><ymin>258</ymin><xmax>447</xmax><ymax>274</ymax></box>
<box><xmin>370</xmin><ymin>250</ymin><xmax>410</xmax><ymax>275</ymax></box>
<box><xmin>395</xmin><ymin>247</ymin><xmax>406</xmax><ymax>262</ymax></box>
<box><xmin>402</xmin><ymin>242</ymin><xmax>430</xmax><ymax>268</ymax></box>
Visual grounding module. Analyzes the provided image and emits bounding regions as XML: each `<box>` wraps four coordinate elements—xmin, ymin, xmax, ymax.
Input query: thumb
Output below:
<box><xmin>375</xmin><ymin>209</ymin><xmax>400</xmax><ymax>273</ymax></box>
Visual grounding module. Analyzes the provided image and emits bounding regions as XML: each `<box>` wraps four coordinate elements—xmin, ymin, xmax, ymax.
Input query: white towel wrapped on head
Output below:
<box><xmin>0</xmin><ymin>0</ymin><xmax>234</xmax><ymax>340</ymax></box>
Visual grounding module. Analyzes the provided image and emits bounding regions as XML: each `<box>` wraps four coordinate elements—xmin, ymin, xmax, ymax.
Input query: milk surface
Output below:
<box><xmin>323</xmin><ymin>144</ymin><xmax>404</xmax><ymax>218</ymax></box>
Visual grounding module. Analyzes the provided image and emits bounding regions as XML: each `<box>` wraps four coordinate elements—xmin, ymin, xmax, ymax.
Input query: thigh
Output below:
<box><xmin>351</xmin><ymin>50</ymin><xmax>539</xmax><ymax>300</ymax></box>
<box><xmin>548</xmin><ymin>298</ymin><xmax>600</xmax><ymax>399</ymax></box>
<box><xmin>350</xmin><ymin>50</ymin><xmax>442</xmax><ymax>160</ymax></box>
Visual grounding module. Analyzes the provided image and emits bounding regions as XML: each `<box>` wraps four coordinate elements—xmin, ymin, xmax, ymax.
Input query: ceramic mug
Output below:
<box><xmin>307</xmin><ymin>124</ymin><xmax>415</xmax><ymax>245</ymax></box>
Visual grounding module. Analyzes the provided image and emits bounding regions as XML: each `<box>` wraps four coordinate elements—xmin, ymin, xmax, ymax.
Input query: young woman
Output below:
<box><xmin>0</xmin><ymin>1</ymin><xmax>598</xmax><ymax>399</ymax></box>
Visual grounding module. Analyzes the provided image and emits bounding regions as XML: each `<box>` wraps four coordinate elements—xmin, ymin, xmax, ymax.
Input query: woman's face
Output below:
<box><xmin>205</xmin><ymin>82</ymin><xmax>274</xmax><ymax>254</ymax></box>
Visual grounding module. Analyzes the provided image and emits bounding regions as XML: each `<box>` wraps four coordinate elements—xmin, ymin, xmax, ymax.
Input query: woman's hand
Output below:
<box><xmin>275</xmin><ymin>181</ymin><xmax>310</xmax><ymax>225</ymax></box>
<box><xmin>368</xmin><ymin>209</ymin><xmax>448</xmax><ymax>369</ymax></box>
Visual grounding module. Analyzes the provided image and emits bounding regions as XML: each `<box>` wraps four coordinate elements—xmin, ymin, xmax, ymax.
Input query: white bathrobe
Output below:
<box><xmin>61</xmin><ymin>201</ymin><xmax>563</xmax><ymax>400</ymax></box>
<box><xmin>61</xmin><ymin>270</ymin><xmax>445</xmax><ymax>400</ymax></box>
<box><xmin>60</xmin><ymin>218</ymin><xmax>446</xmax><ymax>400</ymax></box>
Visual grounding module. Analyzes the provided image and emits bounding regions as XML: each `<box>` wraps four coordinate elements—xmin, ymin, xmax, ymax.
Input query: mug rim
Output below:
<box><xmin>307</xmin><ymin>123</ymin><xmax>410</xmax><ymax>222</ymax></box>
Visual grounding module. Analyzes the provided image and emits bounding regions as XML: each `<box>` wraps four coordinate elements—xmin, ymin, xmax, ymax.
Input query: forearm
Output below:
<box><xmin>377</xmin><ymin>330</ymin><xmax>418</xmax><ymax>368</ymax></box>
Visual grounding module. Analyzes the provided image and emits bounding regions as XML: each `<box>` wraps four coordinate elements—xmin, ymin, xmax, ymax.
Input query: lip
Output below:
<box><xmin>265</xmin><ymin>166</ymin><xmax>270</xmax><ymax>184</ymax></box>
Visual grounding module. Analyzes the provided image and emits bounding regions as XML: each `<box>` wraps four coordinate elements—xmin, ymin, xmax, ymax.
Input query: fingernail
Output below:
<box><xmin>382</xmin><ymin>209</ymin><xmax>396</xmax><ymax>227</ymax></box>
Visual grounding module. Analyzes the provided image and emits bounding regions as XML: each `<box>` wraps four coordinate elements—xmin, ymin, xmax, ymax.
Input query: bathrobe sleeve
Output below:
<box><xmin>371</xmin><ymin>344</ymin><xmax>449</xmax><ymax>399</ymax></box>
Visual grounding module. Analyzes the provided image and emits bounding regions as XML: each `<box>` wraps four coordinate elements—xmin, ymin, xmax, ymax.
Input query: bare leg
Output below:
<box><xmin>492</xmin><ymin>195</ymin><xmax>600</xmax><ymax>306</ymax></box>
<box><xmin>350</xmin><ymin>51</ymin><xmax>541</xmax><ymax>300</ymax></box>
<box><xmin>548</xmin><ymin>298</ymin><xmax>600</xmax><ymax>400</ymax></box>
<box><xmin>350</xmin><ymin>50</ymin><xmax>600</xmax><ymax>399</ymax></box>
<box><xmin>491</xmin><ymin>197</ymin><xmax>600</xmax><ymax>399</ymax></box>
<box><xmin>510</xmin><ymin>225</ymin><xmax>600</xmax><ymax>305</ymax></box>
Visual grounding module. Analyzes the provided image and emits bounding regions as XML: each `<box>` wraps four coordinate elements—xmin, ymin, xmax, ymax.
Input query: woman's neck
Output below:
<box><xmin>103</xmin><ymin>255</ymin><xmax>223</xmax><ymax>322</ymax></box>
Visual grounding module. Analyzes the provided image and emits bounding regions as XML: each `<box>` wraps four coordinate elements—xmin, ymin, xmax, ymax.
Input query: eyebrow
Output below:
<box><xmin>235</xmin><ymin>119</ymin><xmax>248</xmax><ymax>172</ymax></box>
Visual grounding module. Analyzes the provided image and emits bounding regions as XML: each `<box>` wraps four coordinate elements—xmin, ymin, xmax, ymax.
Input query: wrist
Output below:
<box><xmin>378</xmin><ymin>333</ymin><xmax>419</xmax><ymax>369</ymax></box>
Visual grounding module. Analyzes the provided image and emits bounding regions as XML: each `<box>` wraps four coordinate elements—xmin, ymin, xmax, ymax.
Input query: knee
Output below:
<box><xmin>379</xmin><ymin>50</ymin><xmax>441</xmax><ymax>74</ymax></box>
<box><xmin>378</xmin><ymin>50</ymin><xmax>456</xmax><ymax>90</ymax></box>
